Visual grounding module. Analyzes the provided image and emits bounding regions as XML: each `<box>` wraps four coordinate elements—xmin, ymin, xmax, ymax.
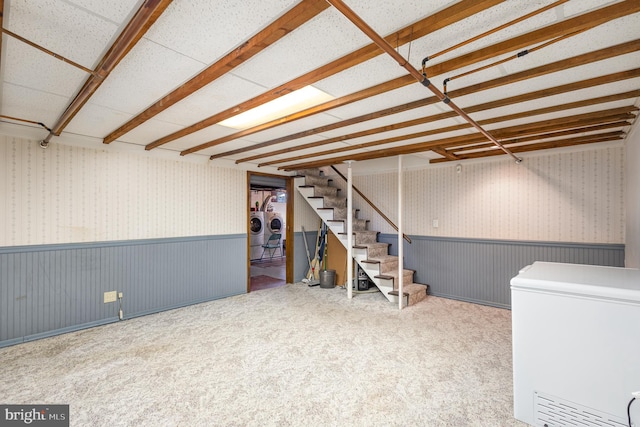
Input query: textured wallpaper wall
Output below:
<box><xmin>0</xmin><ymin>135</ymin><xmax>246</xmax><ymax>246</ymax></box>
<box><xmin>352</xmin><ymin>147</ymin><xmax>625</xmax><ymax>244</ymax></box>
<box><xmin>626</xmin><ymin>123</ymin><xmax>640</xmax><ymax>267</ymax></box>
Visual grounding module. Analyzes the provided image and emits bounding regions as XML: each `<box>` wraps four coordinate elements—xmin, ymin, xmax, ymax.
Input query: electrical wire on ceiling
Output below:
<box><xmin>420</xmin><ymin>0</ymin><xmax>570</xmax><ymax>67</ymax></box>
<box><xmin>441</xmin><ymin>28</ymin><xmax>588</xmax><ymax>95</ymax></box>
<box><xmin>326</xmin><ymin>0</ymin><xmax>523</xmax><ymax>163</ymax></box>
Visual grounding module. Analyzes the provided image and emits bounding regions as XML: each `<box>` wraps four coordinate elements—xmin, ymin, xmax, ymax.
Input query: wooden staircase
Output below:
<box><xmin>295</xmin><ymin>168</ymin><xmax>428</xmax><ymax>307</ymax></box>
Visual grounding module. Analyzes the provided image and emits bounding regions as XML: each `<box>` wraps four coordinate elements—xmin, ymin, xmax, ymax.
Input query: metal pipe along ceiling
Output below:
<box><xmin>325</xmin><ymin>0</ymin><xmax>523</xmax><ymax>164</ymax></box>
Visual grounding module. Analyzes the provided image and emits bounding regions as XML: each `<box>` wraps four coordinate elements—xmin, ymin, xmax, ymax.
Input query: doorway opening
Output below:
<box><xmin>248</xmin><ymin>172</ymin><xmax>293</xmax><ymax>292</ymax></box>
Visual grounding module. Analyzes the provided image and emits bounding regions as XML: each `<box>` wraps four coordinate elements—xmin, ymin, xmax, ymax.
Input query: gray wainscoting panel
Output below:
<box><xmin>0</xmin><ymin>235</ymin><xmax>246</xmax><ymax>347</ymax></box>
<box><xmin>378</xmin><ymin>234</ymin><xmax>625</xmax><ymax>309</ymax></box>
<box><xmin>294</xmin><ymin>231</ymin><xmax>318</xmax><ymax>282</ymax></box>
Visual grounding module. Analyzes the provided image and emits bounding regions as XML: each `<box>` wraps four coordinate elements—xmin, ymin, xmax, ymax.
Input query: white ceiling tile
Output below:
<box><xmin>153</xmin><ymin>74</ymin><xmax>267</xmax><ymax>126</ymax></box>
<box><xmin>87</xmin><ymin>38</ymin><xmax>205</xmax><ymax>114</ymax></box>
<box><xmin>117</xmin><ymin>119</ymin><xmax>184</xmax><ymax>146</ymax></box>
<box><xmin>64</xmin><ymin>0</ymin><xmax>142</xmax><ymax>23</ymax></box>
<box><xmin>3</xmin><ymin>37</ymin><xmax>87</xmax><ymax>97</ymax></box>
<box><xmin>1</xmin><ymin>83</ymin><xmax>71</xmax><ymax>126</ymax></box>
<box><xmin>483</xmin><ymin>100</ymin><xmax>635</xmax><ymax>131</ymax></box>
<box><xmin>240</xmin><ymin>113</ymin><xmax>339</xmax><ymax>143</ymax></box>
<box><xmin>231</xmin><ymin>7</ymin><xmax>371</xmax><ymax>89</ymax></box>
<box><xmin>562</xmin><ymin>0</ymin><xmax>621</xmax><ymax>17</ymax></box>
<box><xmin>64</xmin><ymin>103</ymin><xmax>134</xmax><ymax>139</ymax></box>
<box><xmin>314</xmin><ymin>54</ymin><xmax>409</xmax><ymax>98</ymax></box>
<box><xmin>143</xmin><ymin>0</ymin><xmax>298</xmax><ymax>64</ymax></box>
<box><xmin>341</xmin><ymin>0</ymin><xmax>454</xmax><ymax>37</ymax></box>
<box><xmin>156</xmin><ymin>125</ymin><xmax>243</xmax><ymax>151</ymax></box>
<box><xmin>6</xmin><ymin>0</ymin><xmax>121</xmax><ymax>68</ymax></box>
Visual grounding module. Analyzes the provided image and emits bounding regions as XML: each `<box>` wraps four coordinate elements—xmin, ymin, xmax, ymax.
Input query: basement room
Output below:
<box><xmin>1</xmin><ymin>0</ymin><xmax>639</xmax><ymax>426</ymax></box>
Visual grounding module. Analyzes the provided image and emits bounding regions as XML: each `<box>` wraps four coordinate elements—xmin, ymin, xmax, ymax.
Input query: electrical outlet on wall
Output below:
<box><xmin>103</xmin><ymin>291</ymin><xmax>117</xmax><ymax>303</ymax></box>
<box><xmin>432</xmin><ymin>219</ymin><xmax>439</xmax><ymax>228</ymax></box>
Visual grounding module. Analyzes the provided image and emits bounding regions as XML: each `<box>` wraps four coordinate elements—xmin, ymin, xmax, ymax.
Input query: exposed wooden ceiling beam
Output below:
<box><xmin>447</xmin><ymin>123</ymin><xmax>629</xmax><ymax>153</ymax></box>
<box><xmin>256</xmin><ymin>90</ymin><xmax>640</xmax><ymax>167</ymax></box>
<box><xmin>245</xmin><ymin>79</ymin><xmax>640</xmax><ymax>164</ymax></box>
<box><xmin>431</xmin><ymin>133</ymin><xmax>624</xmax><ymax>163</ymax></box>
<box><xmin>278</xmin><ymin>107</ymin><xmax>637</xmax><ymax>170</ymax></box>
<box><xmin>40</xmin><ymin>0</ymin><xmax>172</xmax><ymax>146</ymax></box>
<box><xmin>180</xmin><ymin>0</ymin><xmax>640</xmax><ymax>156</ymax></box>
<box><xmin>213</xmin><ymin>39</ymin><xmax>640</xmax><ymax>161</ymax></box>
<box><xmin>142</xmin><ymin>0</ymin><xmax>505</xmax><ymax>152</ymax></box>
<box><xmin>103</xmin><ymin>0</ymin><xmax>330</xmax><ymax>144</ymax></box>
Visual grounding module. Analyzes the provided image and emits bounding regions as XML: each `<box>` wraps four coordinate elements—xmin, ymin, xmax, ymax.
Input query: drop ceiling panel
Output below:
<box><xmin>152</xmin><ymin>73</ymin><xmax>268</xmax><ymax>127</ymax></box>
<box><xmin>1</xmin><ymin>83</ymin><xmax>71</xmax><ymax>126</ymax></box>
<box><xmin>483</xmin><ymin>100</ymin><xmax>635</xmax><ymax>131</ymax></box>
<box><xmin>563</xmin><ymin>0</ymin><xmax>621</xmax><ymax>17</ymax></box>
<box><xmin>230</xmin><ymin>7</ymin><xmax>371</xmax><ymax>89</ymax></box>
<box><xmin>239</xmin><ymin>113</ymin><xmax>340</xmax><ymax>143</ymax></box>
<box><xmin>316</xmin><ymin>115</ymin><xmax>463</xmax><ymax>143</ymax></box>
<box><xmin>404</xmin><ymin>1</ymin><xmax>560</xmax><ymax>74</ymax></box>
<box><xmin>3</xmin><ymin>38</ymin><xmax>88</xmax><ymax>97</ymax></box>
<box><xmin>87</xmin><ymin>38</ymin><xmax>205</xmax><ymax>115</ymax></box>
<box><xmin>65</xmin><ymin>0</ymin><xmax>142</xmax><ymax>23</ymax></box>
<box><xmin>5</xmin><ymin>0</ymin><xmax>122</xmax><ymax>68</ymax></box>
<box><xmin>468</xmin><ymin>78</ymin><xmax>640</xmax><ymax>122</ymax></box>
<box><xmin>65</xmin><ymin>103</ymin><xmax>134</xmax><ymax>138</ymax></box>
<box><xmin>453</xmin><ymin>52</ymin><xmax>640</xmax><ymax>109</ymax></box>
<box><xmin>116</xmin><ymin>119</ymin><xmax>185</xmax><ymax>147</ymax></box>
<box><xmin>314</xmin><ymin>54</ymin><xmax>411</xmax><ymax>98</ymax></box>
<box><xmin>324</xmin><ymin>84</ymin><xmax>431</xmax><ymax>121</ymax></box>
<box><xmin>143</xmin><ymin>0</ymin><xmax>298</xmax><ymax>64</ymax></box>
<box><xmin>156</xmin><ymin>125</ymin><xmax>246</xmax><ymax>151</ymax></box>
<box><xmin>344</xmin><ymin>0</ymin><xmax>453</xmax><ymax>36</ymax></box>
<box><xmin>204</xmin><ymin>138</ymin><xmax>268</xmax><ymax>158</ymax></box>
<box><xmin>500</xmin><ymin>15</ymin><xmax>640</xmax><ymax>77</ymax></box>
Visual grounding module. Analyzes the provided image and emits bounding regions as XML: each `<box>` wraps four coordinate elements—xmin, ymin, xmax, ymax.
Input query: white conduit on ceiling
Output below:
<box><xmin>326</xmin><ymin>0</ymin><xmax>523</xmax><ymax>164</ymax></box>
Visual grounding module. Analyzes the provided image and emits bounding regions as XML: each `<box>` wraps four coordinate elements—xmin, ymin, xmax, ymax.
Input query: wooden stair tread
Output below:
<box><xmin>388</xmin><ymin>290</ymin><xmax>409</xmax><ymax>297</ymax></box>
<box><xmin>374</xmin><ymin>274</ymin><xmax>394</xmax><ymax>280</ymax></box>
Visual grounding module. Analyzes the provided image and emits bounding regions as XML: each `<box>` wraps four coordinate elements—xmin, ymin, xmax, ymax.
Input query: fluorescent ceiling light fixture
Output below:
<box><xmin>219</xmin><ymin>85</ymin><xmax>333</xmax><ymax>130</ymax></box>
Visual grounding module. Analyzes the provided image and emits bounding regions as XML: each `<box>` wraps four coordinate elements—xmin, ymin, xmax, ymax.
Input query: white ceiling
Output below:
<box><xmin>1</xmin><ymin>0</ymin><xmax>639</xmax><ymax>175</ymax></box>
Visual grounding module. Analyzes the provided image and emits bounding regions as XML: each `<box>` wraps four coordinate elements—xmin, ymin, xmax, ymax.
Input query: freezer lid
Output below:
<box><xmin>511</xmin><ymin>261</ymin><xmax>640</xmax><ymax>303</ymax></box>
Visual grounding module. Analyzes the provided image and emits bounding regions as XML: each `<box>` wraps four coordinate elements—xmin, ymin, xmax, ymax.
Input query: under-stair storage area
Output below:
<box><xmin>295</xmin><ymin>167</ymin><xmax>428</xmax><ymax>307</ymax></box>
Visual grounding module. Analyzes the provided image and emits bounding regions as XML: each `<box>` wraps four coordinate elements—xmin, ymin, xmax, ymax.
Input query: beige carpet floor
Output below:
<box><xmin>0</xmin><ymin>283</ymin><xmax>526</xmax><ymax>426</ymax></box>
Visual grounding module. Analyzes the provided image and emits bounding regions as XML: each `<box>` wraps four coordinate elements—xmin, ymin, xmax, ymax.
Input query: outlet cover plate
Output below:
<box><xmin>104</xmin><ymin>291</ymin><xmax>117</xmax><ymax>303</ymax></box>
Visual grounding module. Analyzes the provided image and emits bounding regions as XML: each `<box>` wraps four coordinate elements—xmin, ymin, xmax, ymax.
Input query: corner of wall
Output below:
<box><xmin>625</xmin><ymin>121</ymin><xmax>640</xmax><ymax>268</ymax></box>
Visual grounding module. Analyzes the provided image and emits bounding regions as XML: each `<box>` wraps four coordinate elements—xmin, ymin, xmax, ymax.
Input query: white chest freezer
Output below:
<box><xmin>511</xmin><ymin>261</ymin><xmax>640</xmax><ymax>426</ymax></box>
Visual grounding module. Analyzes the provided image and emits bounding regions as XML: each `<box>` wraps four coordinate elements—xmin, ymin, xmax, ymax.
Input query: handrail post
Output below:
<box><xmin>398</xmin><ymin>155</ymin><xmax>404</xmax><ymax>310</ymax></box>
<box><xmin>346</xmin><ymin>161</ymin><xmax>353</xmax><ymax>300</ymax></box>
<box><xmin>329</xmin><ymin>166</ymin><xmax>412</xmax><ymax>244</ymax></box>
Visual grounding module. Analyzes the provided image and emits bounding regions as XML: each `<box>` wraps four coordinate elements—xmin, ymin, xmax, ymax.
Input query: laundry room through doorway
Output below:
<box><xmin>248</xmin><ymin>173</ymin><xmax>291</xmax><ymax>292</ymax></box>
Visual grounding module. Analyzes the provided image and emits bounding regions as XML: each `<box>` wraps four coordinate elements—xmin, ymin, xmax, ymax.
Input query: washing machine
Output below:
<box><xmin>250</xmin><ymin>212</ymin><xmax>265</xmax><ymax>260</ymax></box>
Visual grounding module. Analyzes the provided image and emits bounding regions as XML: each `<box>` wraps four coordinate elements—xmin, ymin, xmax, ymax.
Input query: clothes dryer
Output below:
<box><xmin>265</xmin><ymin>211</ymin><xmax>284</xmax><ymax>235</ymax></box>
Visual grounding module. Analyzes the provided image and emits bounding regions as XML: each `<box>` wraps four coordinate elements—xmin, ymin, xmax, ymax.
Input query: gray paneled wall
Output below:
<box><xmin>0</xmin><ymin>235</ymin><xmax>246</xmax><ymax>347</ymax></box>
<box><xmin>293</xmin><ymin>231</ymin><xmax>318</xmax><ymax>282</ymax></box>
<box><xmin>378</xmin><ymin>234</ymin><xmax>625</xmax><ymax>309</ymax></box>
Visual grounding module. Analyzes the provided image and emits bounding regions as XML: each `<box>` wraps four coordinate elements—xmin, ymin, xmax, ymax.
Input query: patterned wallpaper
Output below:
<box><xmin>626</xmin><ymin>122</ymin><xmax>640</xmax><ymax>267</ymax></box>
<box><xmin>0</xmin><ymin>135</ymin><xmax>246</xmax><ymax>247</ymax></box>
<box><xmin>350</xmin><ymin>147</ymin><xmax>625</xmax><ymax>244</ymax></box>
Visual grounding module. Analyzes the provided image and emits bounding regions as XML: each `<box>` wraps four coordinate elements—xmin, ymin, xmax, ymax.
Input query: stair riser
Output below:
<box><xmin>332</xmin><ymin>208</ymin><xmax>359</xmax><ymax>220</ymax></box>
<box><xmin>305</xmin><ymin>175</ymin><xmax>331</xmax><ymax>186</ymax></box>
<box><xmin>354</xmin><ymin>231</ymin><xmax>378</xmax><ymax>245</ymax></box>
<box><xmin>314</xmin><ymin>186</ymin><xmax>338</xmax><ymax>197</ymax></box>
<box><xmin>367</xmin><ymin>246</ymin><xmax>387</xmax><ymax>258</ymax></box>
<box><xmin>323</xmin><ymin>196</ymin><xmax>346</xmax><ymax>208</ymax></box>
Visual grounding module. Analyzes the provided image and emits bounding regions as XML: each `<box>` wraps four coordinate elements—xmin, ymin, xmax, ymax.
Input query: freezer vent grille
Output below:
<box><xmin>534</xmin><ymin>392</ymin><xmax>626</xmax><ymax>427</ymax></box>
